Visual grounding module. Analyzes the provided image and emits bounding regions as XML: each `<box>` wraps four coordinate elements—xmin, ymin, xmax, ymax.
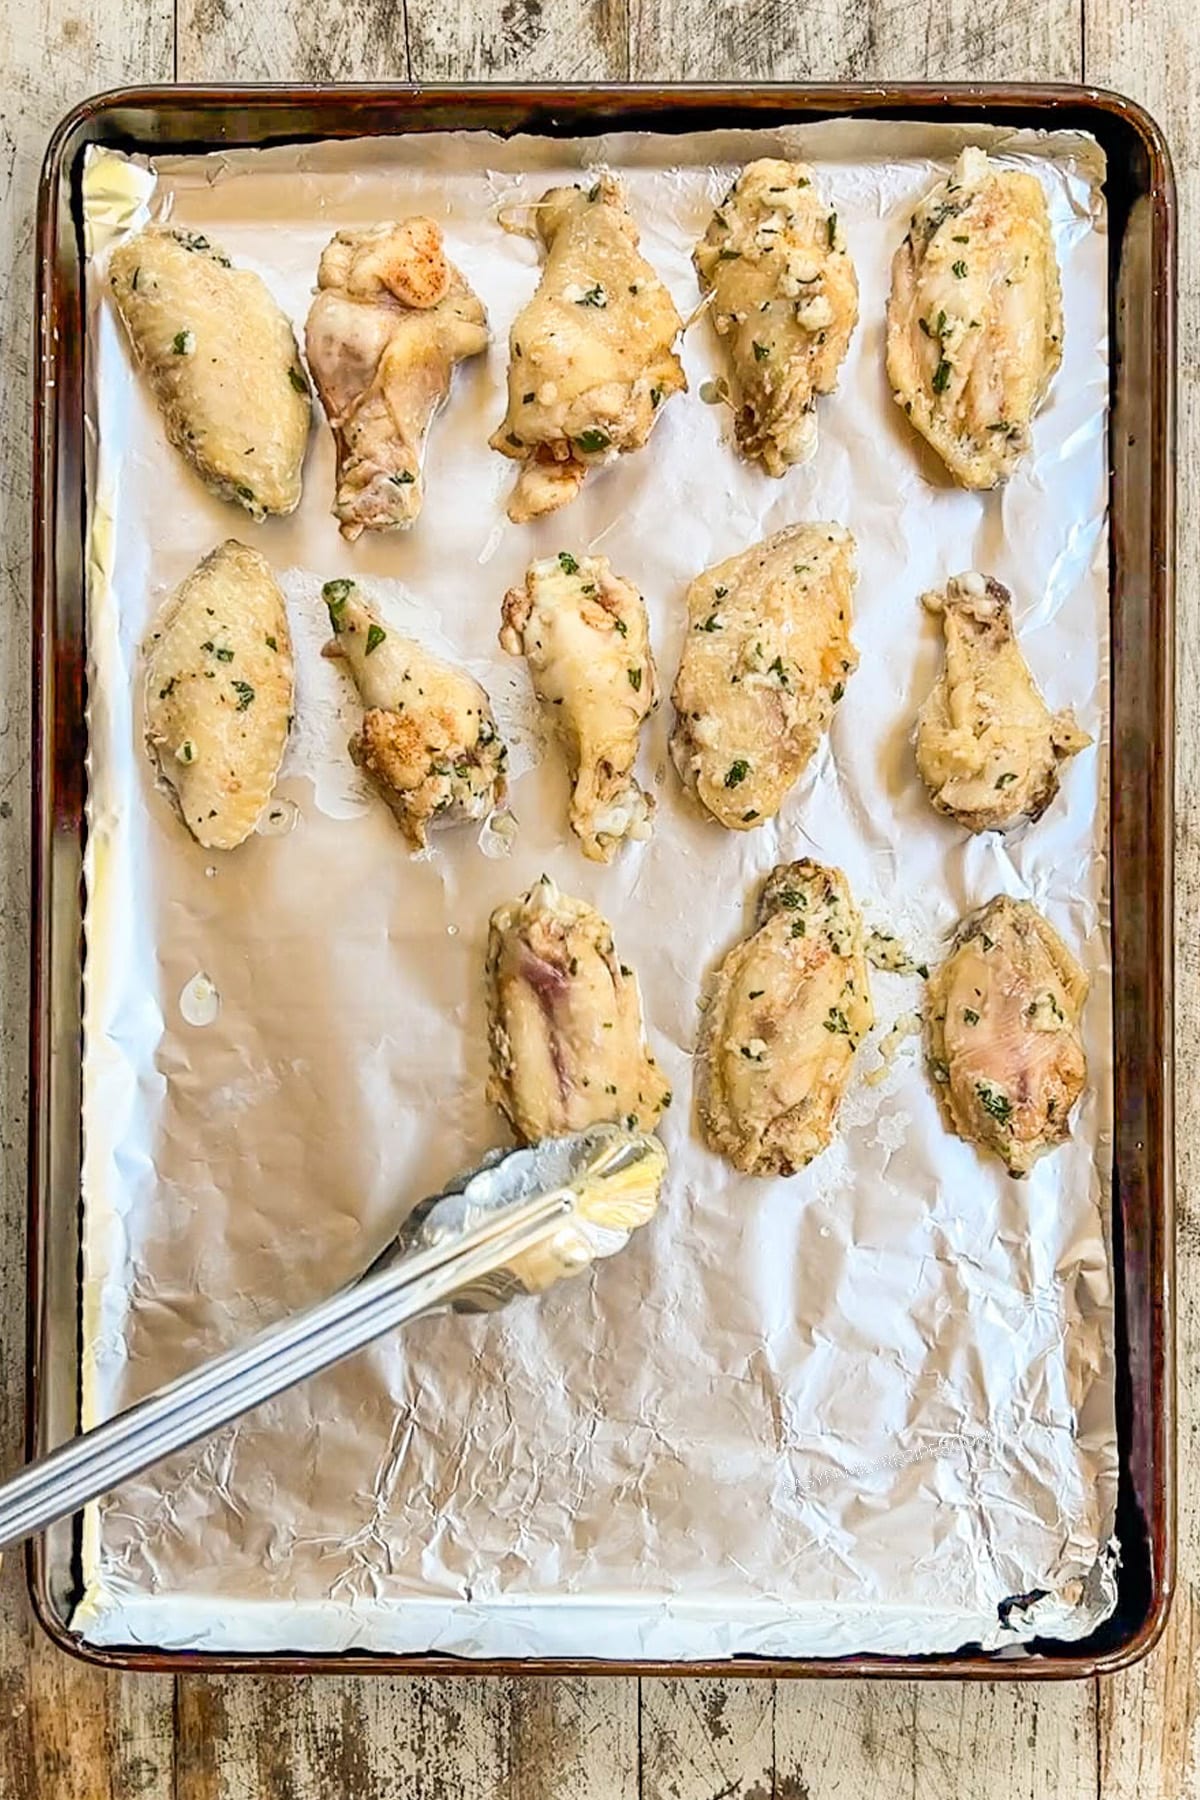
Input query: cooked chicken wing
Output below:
<box><xmin>699</xmin><ymin>860</ymin><xmax>872</xmax><ymax>1176</ymax></box>
<box><xmin>670</xmin><ymin>523</ymin><xmax>857</xmax><ymax>831</ymax></box>
<box><xmin>144</xmin><ymin>541</ymin><xmax>294</xmax><ymax>850</ymax></box>
<box><xmin>694</xmin><ymin>159</ymin><xmax>857</xmax><ymax>475</ymax></box>
<box><xmin>490</xmin><ymin>177</ymin><xmax>686</xmax><ymax>522</ymax></box>
<box><xmin>886</xmin><ymin>147</ymin><xmax>1062</xmax><ymax>488</ymax></box>
<box><xmin>486</xmin><ymin>875</ymin><xmax>671</xmax><ymax>1143</ymax></box>
<box><xmin>916</xmin><ymin>572</ymin><xmax>1090</xmax><ymax>832</ymax></box>
<box><xmin>500</xmin><ymin>552</ymin><xmax>657</xmax><ymax>861</ymax></box>
<box><xmin>926</xmin><ymin>896</ymin><xmax>1088</xmax><ymax>1177</ymax></box>
<box><xmin>305</xmin><ymin>220</ymin><xmax>489</xmax><ymax>539</ymax></box>
<box><xmin>109</xmin><ymin>227</ymin><xmax>310</xmax><ymax>518</ymax></box>
<box><xmin>323</xmin><ymin>579</ymin><xmax>506</xmax><ymax>848</ymax></box>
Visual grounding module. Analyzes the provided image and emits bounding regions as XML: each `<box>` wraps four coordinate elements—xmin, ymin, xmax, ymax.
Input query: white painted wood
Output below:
<box><xmin>0</xmin><ymin>0</ymin><xmax>1190</xmax><ymax>1793</ymax></box>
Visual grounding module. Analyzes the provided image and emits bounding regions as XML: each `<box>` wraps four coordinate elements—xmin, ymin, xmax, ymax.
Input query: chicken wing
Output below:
<box><xmin>925</xmin><ymin>896</ymin><xmax>1088</xmax><ymax>1177</ymax></box>
<box><xmin>490</xmin><ymin>176</ymin><xmax>686</xmax><ymax>522</ymax></box>
<box><xmin>886</xmin><ymin>147</ymin><xmax>1063</xmax><ymax>487</ymax></box>
<box><xmin>144</xmin><ymin>541</ymin><xmax>294</xmax><ymax>850</ymax></box>
<box><xmin>916</xmin><ymin>572</ymin><xmax>1090</xmax><ymax>832</ymax></box>
<box><xmin>305</xmin><ymin>220</ymin><xmax>489</xmax><ymax>539</ymax></box>
<box><xmin>694</xmin><ymin>159</ymin><xmax>858</xmax><ymax>475</ymax></box>
<box><xmin>109</xmin><ymin>227</ymin><xmax>310</xmax><ymax>518</ymax></box>
<box><xmin>699</xmin><ymin>860</ymin><xmax>873</xmax><ymax>1176</ymax></box>
<box><xmin>500</xmin><ymin>552</ymin><xmax>657</xmax><ymax>861</ymax></box>
<box><xmin>486</xmin><ymin>874</ymin><xmax>671</xmax><ymax>1142</ymax></box>
<box><xmin>323</xmin><ymin>579</ymin><xmax>506</xmax><ymax>848</ymax></box>
<box><xmin>669</xmin><ymin>523</ymin><xmax>857</xmax><ymax>830</ymax></box>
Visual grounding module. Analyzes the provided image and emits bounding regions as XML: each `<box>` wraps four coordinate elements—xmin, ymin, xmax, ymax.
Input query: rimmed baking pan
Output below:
<box><xmin>29</xmin><ymin>82</ymin><xmax>1175</xmax><ymax>1677</ymax></box>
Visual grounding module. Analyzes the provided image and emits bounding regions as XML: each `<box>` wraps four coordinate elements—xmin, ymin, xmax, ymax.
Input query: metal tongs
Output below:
<box><xmin>0</xmin><ymin>1126</ymin><xmax>666</xmax><ymax>1551</ymax></box>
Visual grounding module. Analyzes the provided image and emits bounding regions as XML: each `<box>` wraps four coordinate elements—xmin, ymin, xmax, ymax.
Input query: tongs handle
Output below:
<box><xmin>0</xmin><ymin>1186</ymin><xmax>571</xmax><ymax>1552</ymax></box>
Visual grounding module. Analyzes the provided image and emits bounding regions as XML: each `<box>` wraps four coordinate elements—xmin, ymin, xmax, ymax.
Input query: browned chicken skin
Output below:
<box><xmin>486</xmin><ymin>875</ymin><xmax>671</xmax><ymax>1143</ymax></box>
<box><xmin>490</xmin><ymin>177</ymin><xmax>686</xmax><ymax>522</ymax></box>
<box><xmin>305</xmin><ymin>220</ymin><xmax>489</xmax><ymax>538</ymax></box>
<box><xmin>926</xmin><ymin>896</ymin><xmax>1088</xmax><ymax>1177</ymax></box>
<box><xmin>699</xmin><ymin>860</ymin><xmax>873</xmax><ymax>1176</ymax></box>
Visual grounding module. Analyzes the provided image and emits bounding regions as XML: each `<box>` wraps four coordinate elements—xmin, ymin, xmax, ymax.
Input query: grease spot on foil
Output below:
<box><xmin>479</xmin><ymin>808</ymin><xmax>518</xmax><ymax>858</ymax></box>
<box><xmin>257</xmin><ymin>797</ymin><xmax>300</xmax><ymax>837</ymax></box>
<box><xmin>699</xmin><ymin>376</ymin><xmax>731</xmax><ymax>406</ymax></box>
<box><xmin>180</xmin><ymin>972</ymin><xmax>220</xmax><ymax>1027</ymax></box>
<box><xmin>478</xmin><ymin>519</ymin><xmax>507</xmax><ymax>564</ymax></box>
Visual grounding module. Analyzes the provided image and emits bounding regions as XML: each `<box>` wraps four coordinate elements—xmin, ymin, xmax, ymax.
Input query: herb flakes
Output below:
<box><xmin>976</xmin><ymin>1082</ymin><xmax>1013</xmax><ymax>1126</ymax></box>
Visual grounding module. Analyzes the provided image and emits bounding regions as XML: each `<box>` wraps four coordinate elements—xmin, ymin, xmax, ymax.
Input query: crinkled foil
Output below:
<box><xmin>72</xmin><ymin>121</ymin><xmax>1117</xmax><ymax>1659</ymax></box>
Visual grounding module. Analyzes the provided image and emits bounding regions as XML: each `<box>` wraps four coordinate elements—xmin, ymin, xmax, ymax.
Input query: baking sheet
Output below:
<box><xmin>72</xmin><ymin>118</ymin><xmax>1117</xmax><ymax>1659</ymax></box>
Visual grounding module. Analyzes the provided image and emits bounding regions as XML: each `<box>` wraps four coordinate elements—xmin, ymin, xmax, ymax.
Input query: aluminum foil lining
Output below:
<box><xmin>72</xmin><ymin>119</ymin><xmax>1116</xmax><ymax>1659</ymax></box>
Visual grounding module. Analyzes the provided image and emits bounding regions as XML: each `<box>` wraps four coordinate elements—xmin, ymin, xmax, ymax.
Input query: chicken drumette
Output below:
<box><xmin>669</xmin><ymin>523</ymin><xmax>857</xmax><ymax>831</ymax></box>
<box><xmin>925</xmin><ymin>896</ymin><xmax>1088</xmax><ymax>1177</ymax></box>
<box><xmin>694</xmin><ymin>158</ymin><xmax>858</xmax><ymax>475</ymax></box>
<box><xmin>490</xmin><ymin>177</ymin><xmax>686</xmax><ymax>522</ymax></box>
<box><xmin>915</xmin><ymin>572</ymin><xmax>1089</xmax><ymax>833</ymax></box>
<box><xmin>887</xmin><ymin>147</ymin><xmax>1063</xmax><ymax>488</ymax></box>
<box><xmin>501</xmin><ymin>552</ymin><xmax>657</xmax><ymax>861</ymax></box>
<box><xmin>699</xmin><ymin>860</ymin><xmax>873</xmax><ymax>1176</ymax></box>
<box><xmin>305</xmin><ymin>220</ymin><xmax>489</xmax><ymax>538</ymax></box>
<box><xmin>323</xmin><ymin>579</ymin><xmax>506</xmax><ymax>848</ymax></box>
<box><xmin>486</xmin><ymin>875</ymin><xmax>671</xmax><ymax>1143</ymax></box>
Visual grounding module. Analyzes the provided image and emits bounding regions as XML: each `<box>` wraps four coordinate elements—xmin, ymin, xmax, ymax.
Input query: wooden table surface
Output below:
<box><xmin>0</xmin><ymin>0</ymin><xmax>1192</xmax><ymax>1793</ymax></box>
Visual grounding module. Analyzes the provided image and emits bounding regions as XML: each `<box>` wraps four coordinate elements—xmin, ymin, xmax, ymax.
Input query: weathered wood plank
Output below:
<box><xmin>17</xmin><ymin>1628</ymin><xmax>176</xmax><ymax>1800</ymax></box>
<box><xmin>774</xmin><ymin>1680</ymin><xmax>917</xmax><ymax>1800</ymax></box>
<box><xmin>1086</xmin><ymin>8</ymin><xmax>1199</xmax><ymax>1792</ymax></box>
<box><xmin>505</xmin><ymin>1677</ymin><xmax>639</xmax><ymax>1800</ymax></box>
<box><xmin>628</xmin><ymin>0</ymin><xmax>1079</xmax><ymax>84</ymax></box>
<box><xmin>176</xmin><ymin>0</ymin><xmax>410</xmax><ymax>83</ymax></box>
<box><xmin>176</xmin><ymin>1671</ymin><xmax>640</xmax><ymax>1800</ymax></box>
<box><xmin>913</xmin><ymin>1684</ymin><xmax>1099</xmax><ymax>1800</ymax></box>
<box><xmin>407</xmin><ymin>0</ymin><xmax>627</xmax><ymax>81</ymax></box>
<box><xmin>0</xmin><ymin>0</ymin><xmax>175</xmax><ymax>1793</ymax></box>
<box><xmin>3</xmin><ymin>0</ymin><xmax>1183</xmax><ymax>1796</ymax></box>
<box><xmin>177</xmin><ymin>1674</ymin><xmax>513</xmax><ymax>1800</ymax></box>
<box><xmin>640</xmin><ymin>1679</ymin><xmax>774</xmax><ymax>1800</ymax></box>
